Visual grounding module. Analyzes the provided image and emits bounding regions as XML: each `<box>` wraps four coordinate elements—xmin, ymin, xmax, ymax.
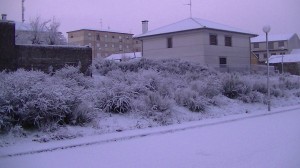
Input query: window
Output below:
<box><xmin>70</xmin><ymin>35</ymin><xmax>74</xmax><ymax>38</ymax></box>
<box><xmin>225</xmin><ymin>36</ymin><xmax>232</xmax><ymax>47</ymax></box>
<box><xmin>112</xmin><ymin>35</ymin><xmax>115</xmax><ymax>39</ymax></box>
<box><xmin>264</xmin><ymin>53</ymin><xmax>267</xmax><ymax>58</ymax></box>
<box><xmin>280</xmin><ymin>52</ymin><xmax>285</xmax><ymax>55</ymax></box>
<box><xmin>219</xmin><ymin>57</ymin><xmax>227</xmax><ymax>68</ymax></box>
<box><xmin>167</xmin><ymin>37</ymin><xmax>173</xmax><ymax>48</ymax></box>
<box><xmin>278</xmin><ymin>41</ymin><xmax>284</xmax><ymax>47</ymax></box>
<box><xmin>268</xmin><ymin>42</ymin><xmax>274</xmax><ymax>49</ymax></box>
<box><xmin>136</xmin><ymin>41</ymin><xmax>139</xmax><ymax>44</ymax></box>
<box><xmin>210</xmin><ymin>34</ymin><xmax>217</xmax><ymax>45</ymax></box>
<box><xmin>253</xmin><ymin>43</ymin><xmax>259</xmax><ymax>48</ymax></box>
<box><xmin>256</xmin><ymin>53</ymin><xmax>260</xmax><ymax>58</ymax></box>
<box><xmin>96</xmin><ymin>34</ymin><xmax>100</xmax><ymax>41</ymax></box>
<box><xmin>271</xmin><ymin>53</ymin><xmax>276</xmax><ymax>55</ymax></box>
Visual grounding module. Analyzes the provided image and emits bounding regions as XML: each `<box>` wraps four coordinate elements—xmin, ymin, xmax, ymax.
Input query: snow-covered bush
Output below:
<box><xmin>221</xmin><ymin>74</ymin><xmax>251</xmax><ymax>99</ymax></box>
<box><xmin>54</xmin><ymin>65</ymin><xmax>93</xmax><ymax>89</ymax></box>
<box><xmin>95</xmin><ymin>89</ymin><xmax>132</xmax><ymax>114</ymax></box>
<box><xmin>279</xmin><ymin>75</ymin><xmax>300</xmax><ymax>90</ymax></box>
<box><xmin>174</xmin><ymin>88</ymin><xmax>207</xmax><ymax>112</ymax></box>
<box><xmin>0</xmin><ymin>68</ymin><xmax>95</xmax><ymax>132</ymax></box>
<box><xmin>143</xmin><ymin>92</ymin><xmax>171</xmax><ymax>112</ymax></box>
<box><xmin>239</xmin><ymin>91</ymin><xmax>265</xmax><ymax>103</ymax></box>
<box><xmin>190</xmin><ymin>76</ymin><xmax>222</xmax><ymax>98</ymax></box>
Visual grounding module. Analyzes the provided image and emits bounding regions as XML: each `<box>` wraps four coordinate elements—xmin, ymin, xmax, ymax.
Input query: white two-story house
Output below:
<box><xmin>135</xmin><ymin>18</ymin><xmax>256</xmax><ymax>69</ymax></box>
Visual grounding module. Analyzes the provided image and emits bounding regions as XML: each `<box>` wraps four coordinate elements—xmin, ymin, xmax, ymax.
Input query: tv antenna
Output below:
<box><xmin>22</xmin><ymin>0</ymin><xmax>25</xmax><ymax>22</ymax></box>
<box><xmin>185</xmin><ymin>0</ymin><xmax>192</xmax><ymax>18</ymax></box>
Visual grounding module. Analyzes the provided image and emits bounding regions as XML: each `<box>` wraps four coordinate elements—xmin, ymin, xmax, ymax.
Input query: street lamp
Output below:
<box><xmin>263</xmin><ymin>25</ymin><xmax>271</xmax><ymax>111</ymax></box>
<box><xmin>280</xmin><ymin>46</ymin><xmax>285</xmax><ymax>74</ymax></box>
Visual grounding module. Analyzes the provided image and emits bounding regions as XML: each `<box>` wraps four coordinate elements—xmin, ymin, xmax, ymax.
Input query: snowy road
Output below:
<box><xmin>1</xmin><ymin>107</ymin><xmax>300</xmax><ymax>168</ymax></box>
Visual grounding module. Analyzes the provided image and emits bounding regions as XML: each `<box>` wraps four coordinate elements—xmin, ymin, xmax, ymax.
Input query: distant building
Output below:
<box><xmin>67</xmin><ymin>29</ymin><xmax>142</xmax><ymax>59</ymax></box>
<box><xmin>135</xmin><ymin>18</ymin><xmax>256</xmax><ymax>70</ymax></box>
<box><xmin>251</xmin><ymin>33</ymin><xmax>300</xmax><ymax>63</ymax></box>
<box><xmin>268</xmin><ymin>49</ymin><xmax>300</xmax><ymax>75</ymax></box>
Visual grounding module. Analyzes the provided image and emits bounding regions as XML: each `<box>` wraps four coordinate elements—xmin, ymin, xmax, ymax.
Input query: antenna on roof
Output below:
<box><xmin>22</xmin><ymin>0</ymin><xmax>25</xmax><ymax>22</ymax></box>
<box><xmin>185</xmin><ymin>0</ymin><xmax>192</xmax><ymax>18</ymax></box>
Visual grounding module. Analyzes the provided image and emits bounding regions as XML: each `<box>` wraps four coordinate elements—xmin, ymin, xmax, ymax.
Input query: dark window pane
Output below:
<box><xmin>225</xmin><ymin>36</ymin><xmax>232</xmax><ymax>47</ymax></box>
<box><xmin>210</xmin><ymin>34</ymin><xmax>217</xmax><ymax>45</ymax></box>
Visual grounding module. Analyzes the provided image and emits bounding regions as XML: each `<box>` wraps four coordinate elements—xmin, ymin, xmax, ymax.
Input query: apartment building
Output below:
<box><xmin>67</xmin><ymin>29</ymin><xmax>141</xmax><ymax>59</ymax></box>
<box><xmin>251</xmin><ymin>33</ymin><xmax>300</xmax><ymax>63</ymax></box>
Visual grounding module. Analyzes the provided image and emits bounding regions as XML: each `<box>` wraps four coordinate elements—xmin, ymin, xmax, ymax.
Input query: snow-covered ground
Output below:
<box><xmin>1</xmin><ymin>105</ymin><xmax>300</xmax><ymax>168</ymax></box>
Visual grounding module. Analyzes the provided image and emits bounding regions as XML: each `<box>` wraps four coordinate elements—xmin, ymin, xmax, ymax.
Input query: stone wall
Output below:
<box><xmin>0</xmin><ymin>20</ymin><xmax>92</xmax><ymax>75</ymax></box>
<box><xmin>0</xmin><ymin>21</ymin><xmax>17</xmax><ymax>70</ymax></box>
<box><xmin>15</xmin><ymin>45</ymin><xmax>92</xmax><ymax>75</ymax></box>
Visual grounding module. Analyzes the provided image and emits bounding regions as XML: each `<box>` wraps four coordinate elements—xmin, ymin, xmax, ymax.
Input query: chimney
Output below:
<box><xmin>142</xmin><ymin>20</ymin><xmax>149</xmax><ymax>34</ymax></box>
<box><xmin>1</xmin><ymin>14</ymin><xmax>7</xmax><ymax>21</ymax></box>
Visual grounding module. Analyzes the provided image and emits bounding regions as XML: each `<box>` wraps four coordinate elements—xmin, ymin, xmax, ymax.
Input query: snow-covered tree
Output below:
<box><xmin>15</xmin><ymin>16</ymin><xmax>67</xmax><ymax>45</ymax></box>
<box><xmin>46</xmin><ymin>17</ymin><xmax>67</xmax><ymax>45</ymax></box>
<box><xmin>29</xmin><ymin>16</ymin><xmax>49</xmax><ymax>44</ymax></box>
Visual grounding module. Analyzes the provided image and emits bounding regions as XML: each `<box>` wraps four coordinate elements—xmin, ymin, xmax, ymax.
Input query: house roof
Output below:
<box><xmin>105</xmin><ymin>52</ymin><xmax>142</xmax><ymax>61</ymax></box>
<box><xmin>67</xmin><ymin>28</ymin><xmax>133</xmax><ymax>35</ymax></box>
<box><xmin>251</xmin><ymin>33</ymin><xmax>297</xmax><ymax>43</ymax></box>
<box><xmin>269</xmin><ymin>49</ymin><xmax>300</xmax><ymax>63</ymax></box>
<box><xmin>135</xmin><ymin>18</ymin><xmax>256</xmax><ymax>38</ymax></box>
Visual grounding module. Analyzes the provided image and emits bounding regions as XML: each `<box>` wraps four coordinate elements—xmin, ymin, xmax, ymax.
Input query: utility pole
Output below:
<box><xmin>22</xmin><ymin>0</ymin><xmax>25</xmax><ymax>23</ymax></box>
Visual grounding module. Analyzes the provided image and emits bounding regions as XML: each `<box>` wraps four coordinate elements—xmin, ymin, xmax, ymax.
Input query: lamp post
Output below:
<box><xmin>280</xmin><ymin>46</ymin><xmax>285</xmax><ymax>74</ymax></box>
<box><xmin>263</xmin><ymin>25</ymin><xmax>271</xmax><ymax>111</ymax></box>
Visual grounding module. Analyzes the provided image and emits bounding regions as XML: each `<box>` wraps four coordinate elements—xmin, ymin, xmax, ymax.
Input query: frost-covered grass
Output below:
<box><xmin>1</xmin><ymin>58</ymin><xmax>300</xmax><ymax>142</ymax></box>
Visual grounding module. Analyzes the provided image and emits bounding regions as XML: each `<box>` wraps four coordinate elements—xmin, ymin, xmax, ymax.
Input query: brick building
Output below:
<box><xmin>67</xmin><ymin>29</ymin><xmax>142</xmax><ymax>59</ymax></box>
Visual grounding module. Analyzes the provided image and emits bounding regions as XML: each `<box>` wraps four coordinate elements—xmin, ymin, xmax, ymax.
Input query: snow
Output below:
<box><xmin>1</xmin><ymin>105</ymin><xmax>300</xmax><ymax>168</ymax></box>
<box><xmin>135</xmin><ymin>18</ymin><xmax>256</xmax><ymax>38</ymax></box>
<box><xmin>105</xmin><ymin>52</ymin><xmax>142</xmax><ymax>62</ymax></box>
<box><xmin>251</xmin><ymin>33</ymin><xmax>296</xmax><ymax>43</ymax></box>
<box><xmin>269</xmin><ymin>49</ymin><xmax>300</xmax><ymax>63</ymax></box>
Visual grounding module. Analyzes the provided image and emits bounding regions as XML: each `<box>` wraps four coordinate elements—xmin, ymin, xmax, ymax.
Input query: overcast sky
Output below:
<box><xmin>1</xmin><ymin>0</ymin><xmax>299</xmax><ymax>36</ymax></box>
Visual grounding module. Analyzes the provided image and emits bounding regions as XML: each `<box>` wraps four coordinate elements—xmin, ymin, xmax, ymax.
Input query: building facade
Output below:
<box><xmin>135</xmin><ymin>18</ymin><xmax>256</xmax><ymax>69</ymax></box>
<box><xmin>67</xmin><ymin>29</ymin><xmax>141</xmax><ymax>59</ymax></box>
<box><xmin>251</xmin><ymin>33</ymin><xmax>300</xmax><ymax>63</ymax></box>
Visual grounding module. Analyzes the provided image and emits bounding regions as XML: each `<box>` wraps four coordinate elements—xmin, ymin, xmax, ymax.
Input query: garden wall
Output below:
<box><xmin>0</xmin><ymin>20</ymin><xmax>92</xmax><ymax>75</ymax></box>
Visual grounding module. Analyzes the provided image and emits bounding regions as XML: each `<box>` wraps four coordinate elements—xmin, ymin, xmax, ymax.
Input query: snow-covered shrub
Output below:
<box><xmin>143</xmin><ymin>92</ymin><xmax>171</xmax><ymax>112</ymax></box>
<box><xmin>190</xmin><ymin>76</ymin><xmax>222</xmax><ymax>98</ymax></box>
<box><xmin>96</xmin><ymin>89</ymin><xmax>132</xmax><ymax>114</ymax></box>
<box><xmin>252</xmin><ymin>81</ymin><xmax>268</xmax><ymax>94</ymax></box>
<box><xmin>0</xmin><ymin>69</ymin><xmax>95</xmax><ymax>132</ymax></box>
<box><xmin>279</xmin><ymin>75</ymin><xmax>300</xmax><ymax>90</ymax></box>
<box><xmin>174</xmin><ymin>88</ymin><xmax>207</xmax><ymax>112</ymax></box>
<box><xmin>54</xmin><ymin>65</ymin><xmax>93</xmax><ymax>89</ymax></box>
<box><xmin>221</xmin><ymin>74</ymin><xmax>251</xmax><ymax>99</ymax></box>
<box><xmin>239</xmin><ymin>91</ymin><xmax>265</xmax><ymax>103</ymax></box>
<box><xmin>93</xmin><ymin>58</ymin><xmax>118</xmax><ymax>75</ymax></box>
